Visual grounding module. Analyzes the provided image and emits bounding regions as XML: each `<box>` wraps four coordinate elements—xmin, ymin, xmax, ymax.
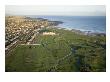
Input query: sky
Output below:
<box><xmin>5</xmin><ymin>5</ymin><xmax>106</xmax><ymax>16</ymax></box>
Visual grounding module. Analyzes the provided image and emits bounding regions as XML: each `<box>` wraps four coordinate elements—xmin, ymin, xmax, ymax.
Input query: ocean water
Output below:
<box><xmin>30</xmin><ymin>16</ymin><xmax>106</xmax><ymax>33</ymax></box>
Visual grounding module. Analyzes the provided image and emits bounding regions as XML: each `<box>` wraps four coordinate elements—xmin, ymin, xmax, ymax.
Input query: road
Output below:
<box><xmin>26</xmin><ymin>29</ymin><xmax>39</xmax><ymax>45</ymax></box>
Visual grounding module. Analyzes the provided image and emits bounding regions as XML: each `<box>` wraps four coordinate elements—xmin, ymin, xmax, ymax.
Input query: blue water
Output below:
<box><xmin>30</xmin><ymin>15</ymin><xmax>106</xmax><ymax>33</ymax></box>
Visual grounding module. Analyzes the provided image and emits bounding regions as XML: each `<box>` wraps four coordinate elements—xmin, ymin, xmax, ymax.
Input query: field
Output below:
<box><xmin>5</xmin><ymin>28</ymin><xmax>106</xmax><ymax>72</ymax></box>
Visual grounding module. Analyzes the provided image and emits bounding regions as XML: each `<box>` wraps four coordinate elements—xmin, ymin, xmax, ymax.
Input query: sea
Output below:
<box><xmin>29</xmin><ymin>15</ymin><xmax>106</xmax><ymax>33</ymax></box>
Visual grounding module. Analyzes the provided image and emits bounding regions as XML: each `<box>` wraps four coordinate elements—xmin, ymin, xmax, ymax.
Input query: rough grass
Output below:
<box><xmin>5</xmin><ymin>28</ymin><xmax>106</xmax><ymax>72</ymax></box>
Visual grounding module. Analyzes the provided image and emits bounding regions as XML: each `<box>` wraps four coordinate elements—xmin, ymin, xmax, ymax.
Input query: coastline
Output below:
<box><xmin>30</xmin><ymin>15</ymin><xmax>106</xmax><ymax>34</ymax></box>
<box><xmin>6</xmin><ymin>16</ymin><xmax>106</xmax><ymax>36</ymax></box>
<box><xmin>50</xmin><ymin>26</ymin><xmax>106</xmax><ymax>37</ymax></box>
<box><xmin>31</xmin><ymin>16</ymin><xmax>106</xmax><ymax>36</ymax></box>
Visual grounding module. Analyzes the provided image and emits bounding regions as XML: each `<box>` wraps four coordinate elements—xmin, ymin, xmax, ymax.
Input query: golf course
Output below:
<box><xmin>5</xmin><ymin>28</ymin><xmax>106</xmax><ymax>72</ymax></box>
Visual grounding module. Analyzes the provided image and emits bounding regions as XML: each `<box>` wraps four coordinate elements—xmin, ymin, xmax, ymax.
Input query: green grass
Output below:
<box><xmin>6</xmin><ymin>28</ymin><xmax>106</xmax><ymax>72</ymax></box>
<box><xmin>6</xmin><ymin>45</ymin><xmax>56</xmax><ymax>71</ymax></box>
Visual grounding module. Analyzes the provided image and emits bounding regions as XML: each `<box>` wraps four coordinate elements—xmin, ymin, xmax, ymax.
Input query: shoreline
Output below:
<box><xmin>6</xmin><ymin>16</ymin><xmax>106</xmax><ymax>36</ymax></box>
<box><xmin>29</xmin><ymin>15</ymin><xmax>106</xmax><ymax>34</ymax></box>
<box><xmin>51</xmin><ymin>26</ymin><xmax>106</xmax><ymax>36</ymax></box>
<box><xmin>30</xmin><ymin>16</ymin><xmax>105</xmax><ymax>36</ymax></box>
